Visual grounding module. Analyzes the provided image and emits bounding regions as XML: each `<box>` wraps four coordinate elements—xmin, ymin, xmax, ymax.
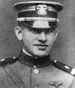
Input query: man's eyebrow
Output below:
<box><xmin>29</xmin><ymin>28</ymin><xmax>50</xmax><ymax>31</ymax></box>
<box><xmin>30</xmin><ymin>28</ymin><xmax>50</xmax><ymax>30</ymax></box>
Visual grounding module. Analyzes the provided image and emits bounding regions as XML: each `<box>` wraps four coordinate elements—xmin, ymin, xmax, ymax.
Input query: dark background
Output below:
<box><xmin>0</xmin><ymin>0</ymin><xmax>75</xmax><ymax>67</ymax></box>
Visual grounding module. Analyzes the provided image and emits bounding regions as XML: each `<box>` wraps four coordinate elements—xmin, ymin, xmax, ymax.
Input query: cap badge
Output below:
<box><xmin>36</xmin><ymin>4</ymin><xmax>48</xmax><ymax>15</ymax></box>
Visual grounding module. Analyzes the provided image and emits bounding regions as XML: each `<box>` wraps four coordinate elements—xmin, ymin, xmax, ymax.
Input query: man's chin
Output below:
<box><xmin>32</xmin><ymin>52</ymin><xmax>47</xmax><ymax>57</ymax></box>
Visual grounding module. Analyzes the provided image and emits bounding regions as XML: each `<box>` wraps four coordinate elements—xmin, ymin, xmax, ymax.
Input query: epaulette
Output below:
<box><xmin>52</xmin><ymin>60</ymin><xmax>75</xmax><ymax>76</ymax></box>
<box><xmin>0</xmin><ymin>57</ymin><xmax>18</xmax><ymax>66</ymax></box>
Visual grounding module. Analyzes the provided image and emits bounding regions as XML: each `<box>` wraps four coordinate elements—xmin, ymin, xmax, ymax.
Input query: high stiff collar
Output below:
<box><xmin>19</xmin><ymin>51</ymin><xmax>51</xmax><ymax>68</ymax></box>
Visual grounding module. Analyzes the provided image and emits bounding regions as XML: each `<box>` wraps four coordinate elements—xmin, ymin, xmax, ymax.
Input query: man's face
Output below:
<box><xmin>15</xmin><ymin>26</ymin><xmax>58</xmax><ymax>57</ymax></box>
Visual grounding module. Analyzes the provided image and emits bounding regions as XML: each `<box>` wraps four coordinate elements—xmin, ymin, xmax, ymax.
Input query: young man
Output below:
<box><xmin>0</xmin><ymin>0</ymin><xmax>75</xmax><ymax>88</ymax></box>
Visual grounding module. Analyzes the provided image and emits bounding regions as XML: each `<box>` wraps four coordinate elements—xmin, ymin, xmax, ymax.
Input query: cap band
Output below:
<box><xmin>18</xmin><ymin>11</ymin><xmax>57</xmax><ymax>18</ymax></box>
<box><xmin>17</xmin><ymin>17</ymin><xmax>59</xmax><ymax>22</ymax></box>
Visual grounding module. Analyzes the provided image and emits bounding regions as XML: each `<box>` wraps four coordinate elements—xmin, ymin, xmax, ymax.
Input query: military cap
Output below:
<box><xmin>13</xmin><ymin>0</ymin><xmax>64</xmax><ymax>29</ymax></box>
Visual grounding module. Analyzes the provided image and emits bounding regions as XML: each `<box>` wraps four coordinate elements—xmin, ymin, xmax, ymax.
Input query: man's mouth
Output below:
<box><xmin>34</xmin><ymin>44</ymin><xmax>48</xmax><ymax>50</ymax></box>
<box><xmin>34</xmin><ymin>44</ymin><xmax>48</xmax><ymax>47</ymax></box>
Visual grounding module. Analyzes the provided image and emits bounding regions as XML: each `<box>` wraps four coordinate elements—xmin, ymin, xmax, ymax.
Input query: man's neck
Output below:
<box><xmin>19</xmin><ymin>49</ymin><xmax>51</xmax><ymax>68</ymax></box>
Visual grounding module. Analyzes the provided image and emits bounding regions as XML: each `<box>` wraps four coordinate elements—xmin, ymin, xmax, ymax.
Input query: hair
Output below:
<box><xmin>18</xmin><ymin>21</ymin><xmax>24</xmax><ymax>27</ymax></box>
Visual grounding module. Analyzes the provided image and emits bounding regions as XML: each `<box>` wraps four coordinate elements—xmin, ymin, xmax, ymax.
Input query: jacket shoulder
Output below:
<box><xmin>52</xmin><ymin>60</ymin><xmax>75</xmax><ymax>76</ymax></box>
<box><xmin>0</xmin><ymin>57</ymin><xmax>18</xmax><ymax>66</ymax></box>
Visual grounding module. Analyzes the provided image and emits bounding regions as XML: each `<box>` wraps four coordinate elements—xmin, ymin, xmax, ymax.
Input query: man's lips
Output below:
<box><xmin>34</xmin><ymin>44</ymin><xmax>48</xmax><ymax>47</ymax></box>
<box><xmin>34</xmin><ymin>44</ymin><xmax>48</xmax><ymax>50</ymax></box>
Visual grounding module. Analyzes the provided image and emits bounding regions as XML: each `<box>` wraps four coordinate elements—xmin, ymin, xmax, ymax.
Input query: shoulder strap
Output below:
<box><xmin>0</xmin><ymin>57</ymin><xmax>18</xmax><ymax>66</ymax></box>
<box><xmin>52</xmin><ymin>60</ymin><xmax>75</xmax><ymax>76</ymax></box>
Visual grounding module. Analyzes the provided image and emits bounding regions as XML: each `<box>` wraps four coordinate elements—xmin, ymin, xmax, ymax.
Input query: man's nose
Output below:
<box><xmin>38</xmin><ymin>32</ymin><xmax>47</xmax><ymax>42</ymax></box>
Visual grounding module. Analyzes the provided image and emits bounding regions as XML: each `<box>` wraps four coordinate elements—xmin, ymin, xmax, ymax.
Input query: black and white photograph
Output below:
<box><xmin>0</xmin><ymin>0</ymin><xmax>75</xmax><ymax>88</ymax></box>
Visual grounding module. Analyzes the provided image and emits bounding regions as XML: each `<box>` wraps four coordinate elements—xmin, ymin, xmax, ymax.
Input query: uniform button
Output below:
<box><xmin>33</xmin><ymin>66</ymin><xmax>40</xmax><ymax>74</ymax></box>
<box><xmin>34</xmin><ymin>69</ymin><xmax>39</xmax><ymax>74</ymax></box>
<box><xmin>35</xmin><ymin>86</ymin><xmax>38</xmax><ymax>88</ymax></box>
<box><xmin>13</xmin><ymin>57</ymin><xmax>16</xmax><ymax>59</ymax></box>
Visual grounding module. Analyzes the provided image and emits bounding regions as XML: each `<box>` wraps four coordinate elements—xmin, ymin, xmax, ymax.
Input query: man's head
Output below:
<box><xmin>13</xmin><ymin>0</ymin><xmax>63</xmax><ymax>57</ymax></box>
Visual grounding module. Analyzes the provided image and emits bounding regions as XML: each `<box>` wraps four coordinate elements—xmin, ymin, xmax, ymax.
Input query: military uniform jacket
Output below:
<box><xmin>0</xmin><ymin>51</ymin><xmax>75</xmax><ymax>88</ymax></box>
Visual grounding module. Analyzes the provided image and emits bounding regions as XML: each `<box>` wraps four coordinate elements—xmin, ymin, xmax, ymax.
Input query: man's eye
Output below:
<box><xmin>29</xmin><ymin>28</ymin><xmax>56</xmax><ymax>34</ymax></box>
<box><xmin>29</xmin><ymin>28</ymin><xmax>42</xmax><ymax>34</ymax></box>
<box><xmin>44</xmin><ymin>28</ymin><xmax>56</xmax><ymax>34</ymax></box>
<box><xmin>48</xmin><ymin>28</ymin><xmax>56</xmax><ymax>33</ymax></box>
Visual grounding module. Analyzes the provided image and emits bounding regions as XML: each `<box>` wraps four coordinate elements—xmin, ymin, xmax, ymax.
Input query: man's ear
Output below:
<box><xmin>53</xmin><ymin>29</ymin><xmax>59</xmax><ymax>41</ymax></box>
<box><xmin>15</xmin><ymin>26</ymin><xmax>23</xmax><ymax>40</ymax></box>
